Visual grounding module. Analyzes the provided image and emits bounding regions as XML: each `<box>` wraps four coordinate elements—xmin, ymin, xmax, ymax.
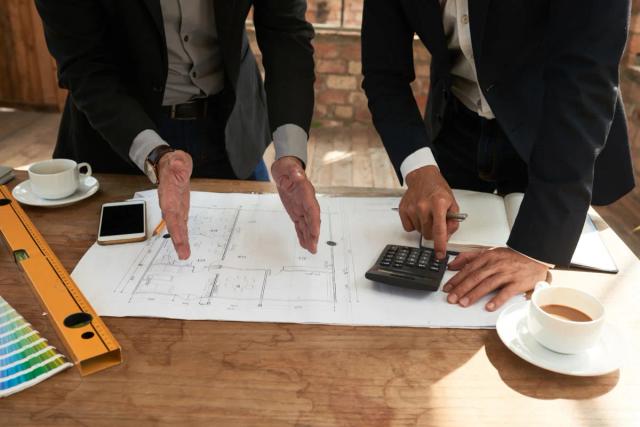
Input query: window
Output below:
<box><xmin>306</xmin><ymin>0</ymin><xmax>363</xmax><ymax>30</ymax></box>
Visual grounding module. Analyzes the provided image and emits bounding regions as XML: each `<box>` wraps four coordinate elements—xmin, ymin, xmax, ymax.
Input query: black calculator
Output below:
<box><xmin>365</xmin><ymin>245</ymin><xmax>451</xmax><ymax>292</ymax></box>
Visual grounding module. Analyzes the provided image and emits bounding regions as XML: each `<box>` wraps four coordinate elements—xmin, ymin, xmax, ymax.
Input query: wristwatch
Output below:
<box><xmin>144</xmin><ymin>145</ymin><xmax>175</xmax><ymax>185</ymax></box>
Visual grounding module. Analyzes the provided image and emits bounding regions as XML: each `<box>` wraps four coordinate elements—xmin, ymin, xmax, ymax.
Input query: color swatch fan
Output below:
<box><xmin>1</xmin><ymin>296</ymin><xmax>72</xmax><ymax>398</ymax></box>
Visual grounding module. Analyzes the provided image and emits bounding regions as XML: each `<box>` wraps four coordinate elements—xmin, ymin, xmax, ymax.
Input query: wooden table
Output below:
<box><xmin>2</xmin><ymin>172</ymin><xmax>639</xmax><ymax>426</ymax></box>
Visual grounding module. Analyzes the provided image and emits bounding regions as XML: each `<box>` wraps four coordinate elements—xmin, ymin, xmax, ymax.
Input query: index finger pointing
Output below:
<box><xmin>303</xmin><ymin>186</ymin><xmax>321</xmax><ymax>254</ymax></box>
<box><xmin>165</xmin><ymin>211</ymin><xmax>190</xmax><ymax>259</ymax></box>
<box><xmin>432</xmin><ymin>198</ymin><xmax>449</xmax><ymax>259</ymax></box>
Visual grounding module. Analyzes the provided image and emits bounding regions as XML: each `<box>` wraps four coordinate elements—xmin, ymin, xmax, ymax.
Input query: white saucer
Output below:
<box><xmin>12</xmin><ymin>176</ymin><xmax>100</xmax><ymax>208</ymax></box>
<box><xmin>496</xmin><ymin>300</ymin><xmax>626</xmax><ymax>376</ymax></box>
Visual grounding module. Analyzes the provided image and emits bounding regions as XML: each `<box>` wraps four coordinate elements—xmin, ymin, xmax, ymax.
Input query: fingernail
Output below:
<box><xmin>459</xmin><ymin>297</ymin><xmax>469</xmax><ymax>307</ymax></box>
<box><xmin>448</xmin><ymin>294</ymin><xmax>458</xmax><ymax>304</ymax></box>
<box><xmin>437</xmin><ymin>251</ymin><xmax>444</xmax><ymax>259</ymax></box>
<box><xmin>443</xmin><ymin>284</ymin><xmax>451</xmax><ymax>292</ymax></box>
<box><xmin>486</xmin><ymin>302</ymin><xmax>495</xmax><ymax>311</ymax></box>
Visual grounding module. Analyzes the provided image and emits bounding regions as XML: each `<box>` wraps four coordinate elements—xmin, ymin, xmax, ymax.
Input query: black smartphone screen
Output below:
<box><xmin>99</xmin><ymin>203</ymin><xmax>145</xmax><ymax>237</ymax></box>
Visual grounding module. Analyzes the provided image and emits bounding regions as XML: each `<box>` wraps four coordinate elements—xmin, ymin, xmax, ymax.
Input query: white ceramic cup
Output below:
<box><xmin>527</xmin><ymin>282</ymin><xmax>605</xmax><ymax>354</ymax></box>
<box><xmin>28</xmin><ymin>159</ymin><xmax>92</xmax><ymax>200</ymax></box>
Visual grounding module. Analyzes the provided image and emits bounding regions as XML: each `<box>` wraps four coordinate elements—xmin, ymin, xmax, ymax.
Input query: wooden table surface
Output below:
<box><xmin>2</xmin><ymin>172</ymin><xmax>639</xmax><ymax>426</ymax></box>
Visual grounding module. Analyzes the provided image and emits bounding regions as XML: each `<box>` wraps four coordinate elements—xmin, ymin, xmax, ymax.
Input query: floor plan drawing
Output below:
<box><xmin>111</xmin><ymin>192</ymin><xmax>350</xmax><ymax>318</ymax></box>
<box><xmin>73</xmin><ymin>190</ymin><xmax>520</xmax><ymax>328</ymax></box>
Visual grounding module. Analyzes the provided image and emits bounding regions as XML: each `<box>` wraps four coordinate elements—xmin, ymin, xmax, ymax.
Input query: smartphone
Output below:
<box><xmin>97</xmin><ymin>200</ymin><xmax>147</xmax><ymax>245</ymax></box>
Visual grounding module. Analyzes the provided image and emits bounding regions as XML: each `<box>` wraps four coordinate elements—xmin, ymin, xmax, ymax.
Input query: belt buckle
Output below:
<box><xmin>170</xmin><ymin>104</ymin><xmax>177</xmax><ymax>120</ymax></box>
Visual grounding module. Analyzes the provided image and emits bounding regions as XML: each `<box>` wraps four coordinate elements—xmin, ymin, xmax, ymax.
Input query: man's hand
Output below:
<box><xmin>401</xmin><ymin>165</ymin><xmax>460</xmax><ymax>259</ymax></box>
<box><xmin>272</xmin><ymin>156</ymin><xmax>321</xmax><ymax>253</ymax></box>
<box><xmin>444</xmin><ymin>248</ymin><xmax>549</xmax><ymax>311</ymax></box>
<box><xmin>157</xmin><ymin>150</ymin><xmax>193</xmax><ymax>260</ymax></box>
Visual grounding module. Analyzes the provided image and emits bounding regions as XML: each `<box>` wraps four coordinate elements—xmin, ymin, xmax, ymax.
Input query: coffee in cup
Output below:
<box><xmin>539</xmin><ymin>304</ymin><xmax>593</xmax><ymax>322</ymax></box>
<box><xmin>527</xmin><ymin>282</ymin><xmax>605</xmax><ymax>354</ymax></box>
<box><xmin>28</xmin><ymin>159</ymin><xmax>92</xmax><ymax>200</ymax></box>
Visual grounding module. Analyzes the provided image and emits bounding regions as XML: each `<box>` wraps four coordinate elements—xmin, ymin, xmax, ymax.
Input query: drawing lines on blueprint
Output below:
<box><xmin>115</xmin><ymin>202</ymin><xmax>351</xmax><ymax>312</ymax></box>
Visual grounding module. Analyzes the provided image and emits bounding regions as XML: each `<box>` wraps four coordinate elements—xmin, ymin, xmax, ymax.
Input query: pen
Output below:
<box><xmin>152</xmin><ymin>219</ymin><xmax>166</xmax><ymax>236</ymax></box>
<box><xmin>446</xmin><ymin>212</ymin><xmax>468</xmax><ymax>222</ymax></box>
<box><xmin>392</xmin><ymin>207</ymin><xmax>468</xmax><ymax>222</ymax></box>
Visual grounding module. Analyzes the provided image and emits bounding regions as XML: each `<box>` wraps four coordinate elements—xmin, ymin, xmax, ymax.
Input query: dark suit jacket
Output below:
<box><xmin>35</xmin><ymin>0</ymin><xmax>315</xmax><ymax>179</ymax></box>
<box><xmin>361</xmin><ymin>0</ymin><xmax>635</xmax><ymax>266</ymax></box>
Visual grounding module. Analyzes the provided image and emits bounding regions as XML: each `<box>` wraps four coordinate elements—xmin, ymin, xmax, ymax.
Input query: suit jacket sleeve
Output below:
<box><xmin>35</xmin><ymin>0</ymin><xmax>156</xmax><ymax>164</ymax></box>
<box><xmin>253</xmin><ymin>0</ymin><xmax>315</xmax><ymax>136</ymax></box>
<box><xmin>507</xmin><ymin>0</ymin><xmax>630</xmax><ymax>265</ymax></box>
<box><xmin>361</xmin><ymin>0</ymin><xmax>428</xmax><ymax>183</ymax></box>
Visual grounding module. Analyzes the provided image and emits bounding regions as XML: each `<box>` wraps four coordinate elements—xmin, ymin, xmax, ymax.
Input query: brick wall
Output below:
<box><xmin>251</xmin><ymin>3</ymin><xmax>640</xmax><ymax>143</ymax></box>
<box><xmin>248</xmin><ymin>29</ymin><xmax>431</xmax><ymax>127</ymax></box>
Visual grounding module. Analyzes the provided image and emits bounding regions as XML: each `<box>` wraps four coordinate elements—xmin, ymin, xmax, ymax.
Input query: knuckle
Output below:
<box><xmin>416</xmin><ymin>199</ymin><xmax>430</xmax><ymax>212</ymax></box>
<box><xmin>469</xmin><ymin>271</ymin><xmax>483</xmax><ymax>283</ymax></box>
<box><xmin>432</xmin><ymin>195</ymin><xmax>449</xmax><ymax>208</ymax></box>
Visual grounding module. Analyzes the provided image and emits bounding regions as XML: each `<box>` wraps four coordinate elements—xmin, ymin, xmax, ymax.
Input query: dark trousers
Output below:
<box><xmin>157</xmin><ymin>93</ymin><xmax>269</xmax><ymax>181</ymax></box>
<box><xmin>432</xmin><ymin>96</ymin><xmax>528</xmax><ymax>195</ymax></box>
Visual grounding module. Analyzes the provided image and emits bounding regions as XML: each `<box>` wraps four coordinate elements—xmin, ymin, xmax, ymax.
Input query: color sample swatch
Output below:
<box><xmin>0</xmin><ymin>296</ymin><xmax>72</xmax><ymax>398</ymax></box>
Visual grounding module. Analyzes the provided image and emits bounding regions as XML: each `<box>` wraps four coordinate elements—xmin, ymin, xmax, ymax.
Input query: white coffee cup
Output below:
<box><xmin>527</xmin><ymin>282</ymin><xmax>605</xmax><ymax>354</ymax></box>
<box><xmin>28</xmin><ymin>159</ymin><xmax>92</xmax><ymax>200</ymax></box>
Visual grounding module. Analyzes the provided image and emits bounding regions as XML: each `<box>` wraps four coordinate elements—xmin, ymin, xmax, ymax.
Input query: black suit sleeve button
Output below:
<box><xmin>153</xmin><ymin>86</ymin><xmax>163</xmax><ymax>93</ymax></box>
<box><xmin>485</xmin><ymin>84</ymin><xmax>495</xmax><ymax>93</ymax></box>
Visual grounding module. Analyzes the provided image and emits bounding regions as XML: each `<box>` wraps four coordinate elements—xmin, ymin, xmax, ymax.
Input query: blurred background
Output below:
<box><xmin>0</xmin><ymin>0</ymin><xmax>638</xmax><ymax>256</ymax></box>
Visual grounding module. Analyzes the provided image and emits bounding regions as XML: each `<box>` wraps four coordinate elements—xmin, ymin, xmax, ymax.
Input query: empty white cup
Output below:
<box><xmin>28</xmin><ymin>159</ymin><xmax>92</xmax><ymax>200</ymax></box>
<box><xmin>527</xmin><ymin>282</ymin><xmax>605</xmax><ymax>354</ymax></box>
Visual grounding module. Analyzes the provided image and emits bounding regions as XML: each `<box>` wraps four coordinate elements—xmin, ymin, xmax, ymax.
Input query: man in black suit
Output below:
<box><xmin>362</xmin><ymin>0</ymin><xmax>635</xmax><ymax>310</ymax></box>
<box><xmin>35</xmin><ymin>0</ymin><xmax>320</xmax><ymax>259</ymax></box>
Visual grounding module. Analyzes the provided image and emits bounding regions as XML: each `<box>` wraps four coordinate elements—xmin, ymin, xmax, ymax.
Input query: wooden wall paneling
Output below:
<box><xmin>0</xmin><ymin>0</ymin><xmax>65</xmax><ymax>111</ymax></box>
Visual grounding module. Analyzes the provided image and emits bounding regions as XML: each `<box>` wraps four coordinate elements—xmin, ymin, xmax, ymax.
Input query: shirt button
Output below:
<box><xmin>461</xmin><ymin>14</ymin><xmax>469</xmax><ymax>24</ymax></box>
<box><xmin>183</xmin><ymin>34</ymin><xmax>189</xmax><ymax>42</ymax></box>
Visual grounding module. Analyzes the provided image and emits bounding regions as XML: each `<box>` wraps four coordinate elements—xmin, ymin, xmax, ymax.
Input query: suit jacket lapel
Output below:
<box><xmin>140</xmin><ymin>0</ymin><xmax>164</xmax><ymax>37</ymax></box>
<box><xmin>468</xmin><ymin>0</ymin><xmax>490</xmax><ymax>65</ymax></box>
<box><xmin>213</xmin><ymin>0</ymin><xmax>236</xmax><ymax>34</ymax></box>
<box><xmin>412</xmin><ymin>0</ymin><xmax>448</xmax><ymax>60</ymax></box>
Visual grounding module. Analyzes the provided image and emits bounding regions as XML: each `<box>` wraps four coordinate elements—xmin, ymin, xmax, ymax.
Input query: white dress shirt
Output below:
<box><xmin>400</xmin><ymin>0</ymin><xmax>492</xmax><ymax>182</ymax></box>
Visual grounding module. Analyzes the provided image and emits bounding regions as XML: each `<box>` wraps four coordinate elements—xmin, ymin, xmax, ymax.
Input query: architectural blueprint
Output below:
<box><xmin>72</xmin><ymin>190</ymin><xmax>522</xmax><ymax>328</ymax></box>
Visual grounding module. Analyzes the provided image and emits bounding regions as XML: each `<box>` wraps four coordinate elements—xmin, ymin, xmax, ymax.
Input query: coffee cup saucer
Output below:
<box><xmin>496</xmin><ymin>300</ymin><xmax>626</xmax><ymax>376</ymax></box>
<box><xmin>11</xmin><ymin>176</ymin><xmax>100</xmax><ymax>208</ymax></box>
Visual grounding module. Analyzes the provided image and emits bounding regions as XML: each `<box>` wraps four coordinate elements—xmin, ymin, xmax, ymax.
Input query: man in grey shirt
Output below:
<box><xmin>36</xmin><ymin>0</ymin><xmax>319</xmax><ymax>260</ymax></box>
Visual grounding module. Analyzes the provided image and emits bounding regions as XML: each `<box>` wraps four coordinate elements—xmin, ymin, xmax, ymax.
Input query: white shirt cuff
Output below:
<box><xmin>508</xmin><ymin>246</ymin><xmax>556</xmax><ymax>268</ymax></box>
<box><xmin>400</xmin><ymin>147</ymin><xmax>439</xmax><ymax>182</ymax></box>
<box><xmin>129</xmin><ymin>129</ymin><xmax>169</xmax><ymax>172</ymax></box>
<box><xmin>273</xmin><ymin>124</ymin><xmax>308</xmax><ymax>166</ymax></box>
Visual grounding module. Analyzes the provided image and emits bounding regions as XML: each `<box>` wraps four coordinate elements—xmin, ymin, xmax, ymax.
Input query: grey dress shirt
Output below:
<box><xmin>129</xmin><ymin>0</ymin><xmax>308</xmax><ymax>173</ymax></box>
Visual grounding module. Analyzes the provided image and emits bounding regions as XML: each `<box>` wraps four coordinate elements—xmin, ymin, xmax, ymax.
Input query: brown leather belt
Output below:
<box><xmin>162</xmin><ymin>98</ymin><xmax>209</xmax><ymax>120</ymax></box>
